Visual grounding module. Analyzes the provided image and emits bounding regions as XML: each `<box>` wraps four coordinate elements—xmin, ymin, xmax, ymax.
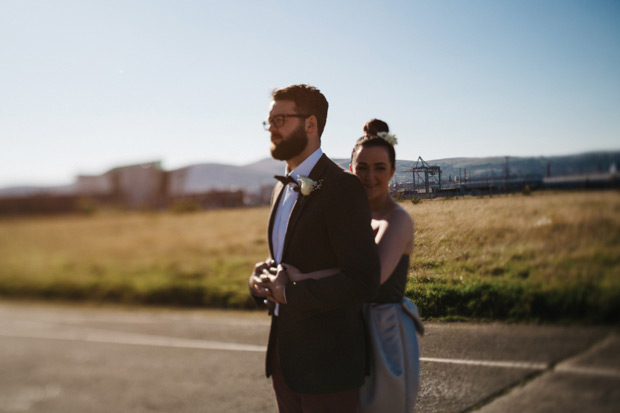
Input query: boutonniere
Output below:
<box><xmin>297</xmin><ymin>175</ymin><xmax>322</xmax><ymax>196</ymax></box>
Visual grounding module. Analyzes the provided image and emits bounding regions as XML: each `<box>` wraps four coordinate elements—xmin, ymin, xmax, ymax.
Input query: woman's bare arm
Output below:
<box><xmin>375</xmin><ymin>207</ymin><xmax>414</xmax><ymax>284</ymax></box>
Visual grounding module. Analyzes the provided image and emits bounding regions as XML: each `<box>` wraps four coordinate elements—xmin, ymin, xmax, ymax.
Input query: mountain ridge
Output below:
<box><xmin>1</xmin><ymin>151</ymin><xmax>618</xmax><ymax>197</ymax></box>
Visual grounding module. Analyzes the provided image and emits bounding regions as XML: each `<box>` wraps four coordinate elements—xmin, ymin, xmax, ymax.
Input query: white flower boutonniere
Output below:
<box><xmin>297</xmin><ymin>175</ymin><xmax>322</xmax><ymax>196</ymax></box>
<box><xmin>377</xmin><ymin>131</ymin><xmax>398</xmax><ymax>146</ymax></box>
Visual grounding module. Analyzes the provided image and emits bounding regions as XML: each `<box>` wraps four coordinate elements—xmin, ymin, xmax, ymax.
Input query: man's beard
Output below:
<box><xmin>270</xmin><ymin>124</ymin><xmax>308</xmax><ymax>161</ymax></box>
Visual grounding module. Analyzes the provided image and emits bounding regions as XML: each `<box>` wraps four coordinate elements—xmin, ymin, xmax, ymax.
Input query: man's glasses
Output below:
<box><xmin>263</xmin><ymin>114</ymin><xmax>310</xmax><ymax>130</ymax></box>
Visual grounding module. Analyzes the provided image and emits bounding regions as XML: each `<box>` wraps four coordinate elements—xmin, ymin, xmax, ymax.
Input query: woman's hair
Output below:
<box><xmin>363</xmin><ymin>119</ymin><xmax>389</xmax><ymax>136</ymax></box>
<box><xmin>351</xmin><ymin>119</ymin><xmax>396</xmax><ymax>169</ymax></box>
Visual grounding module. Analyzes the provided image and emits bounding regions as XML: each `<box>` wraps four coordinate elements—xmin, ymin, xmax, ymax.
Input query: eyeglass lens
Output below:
<box><xmin>263</xmin><ymin>115</ymin><xmax>285</xmax><ymax>130</ymax></box>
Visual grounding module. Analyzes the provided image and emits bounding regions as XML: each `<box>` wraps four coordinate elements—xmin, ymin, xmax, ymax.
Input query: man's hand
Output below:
<box><xmin>249</xmin><ymin>259</ymin><xmax>276</xmax><ymax>298</ymax></box>
<box><xmin>262</xmin><ymin>265</ymin><xmax>290</xmax><ymax>304</ymax></box>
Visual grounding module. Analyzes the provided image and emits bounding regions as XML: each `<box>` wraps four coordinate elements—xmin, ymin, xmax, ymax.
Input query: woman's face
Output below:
<box><xmin>351</xmin><ymin>146</ymin><xmax>395</xmax><ymax>202</ymax></box>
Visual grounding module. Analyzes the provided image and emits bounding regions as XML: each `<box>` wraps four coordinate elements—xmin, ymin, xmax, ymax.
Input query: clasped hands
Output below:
<box><xmin>249</xmin><ymin>259</ymin><xmax>289</xmax><ymax>304</ymax></box>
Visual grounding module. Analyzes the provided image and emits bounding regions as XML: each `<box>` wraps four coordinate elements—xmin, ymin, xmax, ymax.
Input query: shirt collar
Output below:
<box><xmin>285</xmin><ymin>148</ymin><xmax>323</xmax><ymax>182</ymax></box>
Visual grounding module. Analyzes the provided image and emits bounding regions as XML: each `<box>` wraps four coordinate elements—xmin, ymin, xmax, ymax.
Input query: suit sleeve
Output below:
<box><xmin>284</xmin><ymin>172</ymin><xmax>380</xmax><ymax>317</ymax></box>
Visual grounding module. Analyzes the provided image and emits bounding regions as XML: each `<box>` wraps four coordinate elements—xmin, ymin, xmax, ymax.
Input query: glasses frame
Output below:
<box><xmin>263</xmin><ymin>114</ymin><xmax>310</xmax><ymax>130</ymax></box>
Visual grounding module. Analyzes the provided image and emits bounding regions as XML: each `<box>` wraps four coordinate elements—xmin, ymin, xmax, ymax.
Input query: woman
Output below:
<box><xmin>285</xmin><ymin>119</ymin><xmax>424</xmax><ymax>412</ymax></box>
<box><xmin>353</xmin><ymin>119</ymin><xmax>423</xmax><ymax>413</ymax></box>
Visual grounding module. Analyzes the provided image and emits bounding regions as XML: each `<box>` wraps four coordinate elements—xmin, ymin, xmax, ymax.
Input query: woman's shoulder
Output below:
<box><xmin>388</xmin><ymin>202</ymin><xmax>414</xmax><ymax>227</ymax></box>
<box><xmin>388</xmin><ymin>203</ymin><xmax>414</xmax><ymax>253</ymax></box>
<box><xmin>386</xmin><ymin>203</ymin><xmax>414</xmax><ymax>245</ymax></box>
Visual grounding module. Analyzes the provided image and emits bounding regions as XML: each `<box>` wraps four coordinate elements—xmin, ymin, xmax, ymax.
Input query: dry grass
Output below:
<box><xmin>406</xmin><ymin>191</ymin><xmax>620</xmax><ymax>287</ymax></box>
<box><xmin>0</xmin><ymin>191</ymin><xmax>618</xmax><ymax>321</ymax></box>
<box><xmin>404</xmin><ymin>191</ymin><xmax>620</xmax><ymax>322</ymax></box>
<box><xmin>0</xmin><ymin>208</ymin><xmax>270</xmax><ymax>307</ymax></box>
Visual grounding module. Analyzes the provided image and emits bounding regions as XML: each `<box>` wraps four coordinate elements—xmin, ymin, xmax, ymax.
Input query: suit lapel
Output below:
<box><xmin>282</xmin><ymin>155</ymin><xmax>331</xmax><ymax>256</ymax></box>
<box><xmin>268</xmin><ymin>181</ymin><xmax>286</xmax><ymax>260</ymax></box>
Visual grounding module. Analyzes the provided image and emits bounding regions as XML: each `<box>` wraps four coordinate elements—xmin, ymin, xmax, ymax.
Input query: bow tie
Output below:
<box><xmin>274</xmin><ymin>175</ymin><xmax>300</xmax><ymax>192</ymax></box>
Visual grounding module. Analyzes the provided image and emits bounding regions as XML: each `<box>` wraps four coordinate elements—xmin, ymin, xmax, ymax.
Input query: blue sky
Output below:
<box><xmin>1</xmin><ymin>0</ymin><xmax>619</xmax><ymax>187</ymax></box>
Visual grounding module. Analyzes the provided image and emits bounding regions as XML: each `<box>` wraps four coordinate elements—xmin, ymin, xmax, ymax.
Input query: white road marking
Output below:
<box><xmin>420</xmin><ymin>356</ymin><xmax>548</xmax><ymax>371</ymax></box>
<box><xmin>0</xmin><ymin>328</ymin><xmax>267</xmax><ymax>353</ymax></box>
<box><xmin>1</xmin><ymin>319</ymin><xmax>617</xmax><ymax>379</ymax></box>
<box><xmin>550</xmin><ymin>334</ymin><xmax>620</xmax><ymax>379</ymax></box>
<box><xmin>554</xmin><ymin>364</ymin><xmax>620</xmax><ymax>379</ymax></box>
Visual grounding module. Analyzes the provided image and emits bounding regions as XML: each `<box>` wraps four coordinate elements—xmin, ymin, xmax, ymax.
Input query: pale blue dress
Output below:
<box><xmin>359</xmin><ymin>255</ymin><xmax>424</xmax><ymax>413</ymax></box>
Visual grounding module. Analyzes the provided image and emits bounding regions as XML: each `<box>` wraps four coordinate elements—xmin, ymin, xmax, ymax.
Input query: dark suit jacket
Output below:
<box><xmin>259</xmin><ymin>154</ymin><xmax>380</xmax><ymax>394</ymax></box>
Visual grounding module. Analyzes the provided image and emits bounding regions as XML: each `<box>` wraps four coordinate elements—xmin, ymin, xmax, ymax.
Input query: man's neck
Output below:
<box><xmin>286</xmin><ymin>157</ymin><xmax>304</xmax><ymax>172</ymax></box>
<box><xmin>286</xmin><ymin>143</ymin><xmax>321</xmax><ymax>172</ymax></box>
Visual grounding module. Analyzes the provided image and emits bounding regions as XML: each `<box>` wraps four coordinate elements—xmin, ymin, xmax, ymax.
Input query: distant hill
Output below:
<box><xmin>376</xmin><ymin>151</ymin><xmax>620</xmax><ymax>184</ymax></box>
<box><xmin>0</xmin><ymin>184</ymin><xmax>77</xmax><ymax>198</ymax></box>
<box><xmin>172</xmin><ymin>160</ymin><xmax>286</xmax><ymax>194</ymax></box>
<box><xmin>334</xmin><ymin>151</ymin><xmax>620</xmax><ymax>184</ymax></box>
<box><xmin>192</xmin><ymin>151</ymin><xmax>620</xmax><ymax>191</ymax></box>
<box><xmin>1</xmin><ymin>151</ymin><xmax>618</xmax><ymax>197</ymax></box>
<box><xmin>0</xmin><ymin>159</ymin><xmax>288</xmax><ymax>198</ymax></box>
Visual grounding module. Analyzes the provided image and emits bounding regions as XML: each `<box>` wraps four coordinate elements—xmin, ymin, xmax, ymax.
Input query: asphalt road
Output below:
<box><xmin>0</xmin><ymin>301</ymin><xmax>618</xmax><ymax>412</ymax></box>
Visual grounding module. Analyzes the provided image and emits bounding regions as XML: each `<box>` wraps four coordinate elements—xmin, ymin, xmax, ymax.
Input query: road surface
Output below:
<box><xmin>0</xmin><ymin>301</ymin><xmax>618</xmax><ymax>412</ymax></box>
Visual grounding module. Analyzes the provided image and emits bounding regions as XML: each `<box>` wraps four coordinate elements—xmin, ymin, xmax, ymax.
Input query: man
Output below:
<box><xmin>249</xmin><ymin>84</ymin><xmax>380</xmax><ymax>412</ymax></box>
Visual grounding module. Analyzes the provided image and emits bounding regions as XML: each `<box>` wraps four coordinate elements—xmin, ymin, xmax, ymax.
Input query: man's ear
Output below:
<box><xmin>349</xmin><ymin>164</ymin><xmax>353</xmax><ymax>172</ymax></box>
<box><xmin>305</xmin><ymin>115</ymin><xmax>317</xmax><ymax>134</ymax></box>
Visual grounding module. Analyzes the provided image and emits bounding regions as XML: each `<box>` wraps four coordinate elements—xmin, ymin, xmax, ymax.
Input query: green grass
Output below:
<box><xmin>0</xmin><ymin>208</ymin><xmax>269</xmax><ymax>309</ymax></box>
<box><xmin>405</xmin><ymin>191</ymin><xmax>620</xmax><ymax>323</ymax></box>
<box><xmin>1</xmin><ymin>191</ymin><xmax>619</xmax><ymax>323</ymax></box>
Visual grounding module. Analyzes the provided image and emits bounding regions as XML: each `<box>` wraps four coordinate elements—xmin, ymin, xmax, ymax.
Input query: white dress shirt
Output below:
<box><xmin>272</xmin><ymin>148</ymin><xmax>323</xmax><ymax>264</ymax></box>
<box><xmin>272</xmin><ymin>148</ymin><xmax>323</xmax><ymax>314</ymax></box>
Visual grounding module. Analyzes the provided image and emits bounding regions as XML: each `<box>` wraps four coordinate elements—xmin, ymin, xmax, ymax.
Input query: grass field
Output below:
<box><xmin>0</xmin><ymin>190</ymin><xmax>618</xmax><ymax>323</ymax></box>
<box><xmin>405</xmin><ymin>191</ymin><xmax>620</xmax><ymax>322</ymax></box>
<box><xmin>0</xmin><ymin>208</ymin><xmax>269</xmax><ymax>308</ymax></box>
